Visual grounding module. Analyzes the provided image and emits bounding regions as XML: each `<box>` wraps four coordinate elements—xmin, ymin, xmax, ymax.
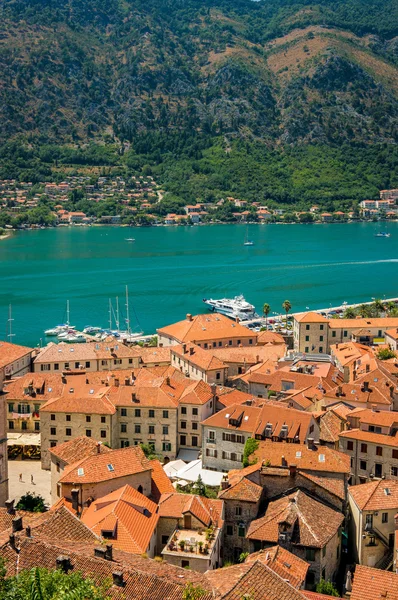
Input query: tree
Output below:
<box><xmin>182</xmin><ymin>582</ymin><xmax>207</xmax><ymax>600</ymax></box>
<box><xmin>262</xmin><ymin>303</ymin><xmax>270</xmax><ymax>328</ymax></box>
<box><xmin>372</xmin><ymin>298</ymin><xmax>385</xmax><ymax>314</ymax></box>
<box><xmin>376</xmin><ymin>348</ymin><xmax>396</xmax><ymax>360</ymax></box>
<box><xmin>343</xmin><ymin>307</ymin><xmax>356</xmax><ymax>319</ymax></box>
<box><xmin>386</xmin><ymin>301</ymin><xmax>396</xmax><ymax>316</ymax></box>
<box><xmin>358</xmin><ymin>303</ymin><xmax>371</xmax><ymax>318</ymax></box>
<box><xmin>243</xmin><ymin>438</ymin><xmax>259</xmax><ymax>468</ymax></box>
<box><xmin>15</xmin><ymin>492</ymin><xmax>47</xmax><ymax>513</ymax></box>
<box><xmin>192</xmin><ymin>475</ymin><xmax>206</xmax><ymax>497</ymax></box>
<box><xmin>139</xmin><ymin>443</ymin><xmax>162</xmax><ymax>461</ymax></box>
<box><xmin>282</xmin><ymin>300</ymin><xmax>292</xmax><ymax>328</ymax></box>
<box><xmin>1</xmin><ymin>566</ymin><xmax>107</xmax><ymax>600</ymax></box>
<box><xmin>315</xmin><ymin>579</ymin><xmax>340</xmax><ymax>596</ymax></box>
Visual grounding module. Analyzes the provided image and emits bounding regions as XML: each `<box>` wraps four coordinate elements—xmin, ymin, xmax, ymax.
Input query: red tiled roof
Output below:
<box><xmin>158</xmin><ymin>493</ymin><xmax>223</xmax><ymax>528</ymax></box>
<box><xmin>253</xmin><ymin>441</ymin><xmax>350</xmax><ymax>474</ymax></box>
<box><xmin>245</xmin><ymin>546</ymin><xmax>309</xmax><ymax>589</ymax></box>
<box><xmin>158</xmin><ymin>313</ymin><xmax>256</xmax><ymax>344</ymax></box>
<box><xmin>350</xmin><ymin>565</ymin><xmax>398</xmax><ymax>600</ymax></box>
<box><xmin>349</xmin><ymin>480</ymin><xmax>398</xmax><ymax>511</ymax></box>
<box><xmin>0</xmin><ymin>341</ymin><xmax>33</xmax><ymax>369</ymax></box>
<box><xmin>149</xmin><ymin>459</ymin><xmax>174</xmax><ymax>503</ymax></box>
<box><xmin>49</xmin><ymin>436</ymin><xmax>111</xmax><ymax>465</ymax></box>
<box><xmin>218</xmin><ymin>475</ymin><xmax>262</xmax><ymax>503</ymax></box>
<box><xmin>339</xmin><ymin>428</ymin><xmax>398</xmax><ymax>447</ymax></box>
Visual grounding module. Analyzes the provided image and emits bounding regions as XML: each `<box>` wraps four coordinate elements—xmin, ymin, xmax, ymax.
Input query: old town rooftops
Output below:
<box><xmin>330</xmin><ymin>342</ymin><xmax>372</xmax><ymax>366</ymax></box>
<box><xmin>172</xmin><ymin>343</ymin><xmax>227</xmax><ymax>371</ymax></box>
<box><xmin>340</xmin><ymin>428</ymin><xmax>398</xmax><ymax>447</ymax></box>
<box><xmin>294</xmin><ymin>312</ymin><xmax>328</xmax><ymax>323</ymax></box>
<box><xmin>0</xmin><ymin>341</ymin><xmax>34</xmax><ymax>369</ymax></box>
<box><xmin>350</xmin><ymin>565</ymin><xmax>398</xmax><ymax>600</ymax></box>
<box><xmin>58</xmin><ymin>445</ymin><xmax>152</xmax><ymax>484</ymax></box>
<box><xmin>40</xmin><ymin>393</ymin><xmax>116</xmax><ymax>415</ymax></box>
<box><xmin>244</xmin><ymin>546</ymin><xmax>309</xmax><ymax>589</ymax></box>
<box><xmin>49</xmin><ymin>436</ymin><xmax>111</xmax><ymax>464</ymax></box>
<box><xmin>349</xmin><ymin>479</ymin><xmax>398</xmax><ymax>511</ymax></box>
<box><xmin>34</xmin><ymin>340</ymin><xmax>140</xmax><ymax>363</ymax></box>
<box><xmin>202</xmin><ymin>403</ymin><xmax>314</xmax><ymax>443</ymax></box>
<box><xmin>246</xmin><ymin>490</ymin><xmax>344</xmax><ymax>547</ymax></box>
<box><xmin>157</xmin><ymin>312</ymin><xmax>257</xmax><ymax>344</ymax></box>
<box><xmin>158</xmin><ymin>492</ymin><xmax>223</xmax><ymax>528</ymax></box>
<box><xmin>252</xmin><ymin>441</ymin><xmax>350</xmax><ymax>474</ymax></box>
<box><xmin>347</xmin><ymin>407</ymin><xmax>398</xmax><ymax>427</ymax></box>
<box><xmin>81</xmin><ymin>485</ymin><xmax>159</xmax><ymax>554</ymax></box>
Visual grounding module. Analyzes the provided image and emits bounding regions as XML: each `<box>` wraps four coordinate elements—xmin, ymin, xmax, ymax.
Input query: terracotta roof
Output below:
<box><xmin>211</xmin><ymin>344</ymin><xmax>286</xmax><ymax>364</ymax></box>
<box><xmin>49</xmin><ymin>436</ymin><xmax>111</xmax><ymax>465</ymax></box>
<box><xmin>218</xmin><ymin>475</ymin><xmax>263</xmax><ymax>503</ymax></box>
<box><xmin>157</xmin><ymin>313</ymin><xmax>256</xmax><ymax>344</ymax></box>
<box><xmin>0</xmin><ymin>341</ymin><xmax>33</xmax><ymax>369</ymax></box>
<box><xmin>328</xmin><ymin>317</ymin><xmax>398</xmax><ymax>329</ymax></box>
<box><xmin>328</xmin><ymin>403</ymin><xmax>353</xmax><ymax>420</ymax></box>
<box><xmin>324</xmin><ymin>378</ymin><xmax>393</xmax><ymax>407</ymax></box>
<box><xmin>149</xmin><ymin>459</ymin><xmax>174</xmax><ymax>502</ymax></box>
<box><xmin>247</xmin><ymin>490</ymin><xmax>344</xmax><ymax>547</ymax></box>
<box><xmin>30</xmin><ymin>505</ymin><xmax>99</xmax><ymax>544</ymax></box>
<box><xmin>215</xmin><ymin>387</ymin><xmax>258</xmax><ymax>408</ymax></box>
<box><xmin>299</xmin><ymin>471</ymin><xmax>346</xmax><ymax>501</ymax></box>
<box><xmin>247</xmin><ymin>368</ymin><xmax>339</xmax><ymax>393</ymax></box>
<box><xmin>59</xmin><ymin>446</ymin><xmax>152</xmax><ymax>484</ymax></box>
<box><xmin>350</xmin><ymin>565</ymin><xmax>398</xmax><ymax>600</ymax></box>
<box><xmin>202</xmin><ymin>403</ymin><xmax>314</xmax><ymax>443</ymax></box>
<box><xmin>172</xmin><ymin>343</ymin><xmax>227</xmax><ymax>371</ymax></box>
<box><xmin>349</xmin><ymin>480</ymin><xmax>398</xmax><ymax>511</ymax></box>
<box><xmin>179</xmin><ymin>379</ymin><xmax>214</xmax><ymax>405</ymax></box>
<box><xmin>253</xmin><ymin>441</ymin><xmax>350</xmax><ymax>474</ymax></box>
<box><xmin>347</xmin><ymin>408</ymin><xmax>398</xmax><ymax>428</ymax></box>
<box><xmin>82</xmin><ymin>485</ymin><xmax>159</xmax><ymax>554</ymax></box>
<box><xmin>330</xmin><ymin>341</ymin><xmax>372</xmax><ymax>367</ymax></box>
<box><xmin>137</xmin><ymin>347</ymin><xmax>171</xmax><ymax>365</ymax></box>
<box><xmin>303</xmin><ymin>593</ymin><xmax>343</xmax><ymax>600</ymax></box>
<box><xmin>319</xmin><ymin>410</ymin><xmax>346</xmax><ymax>443</ymax></box>
<box><xmin>294</xmin><ymin>312</ymin><xmax>328</xmax><ymax>324</ymax></box>
<box><xmin>339</xmin><ymin>428</ymin><xmax>398</xmax><ymax>447</ymax></box>
<box><xmin>257</xmin><ymin>330</ymin><xmax>286</xmax><ymax>345</ymax></box>
<box><xmin>158</xmin><ymin>493</ymin><xmax>223</xmax><ymax>528</ymax></box>
<box><xmin>385</xmin><ymin>328</ymin><xmax>398</xmax><ymax>340</ymax></box>
<box><xmin>245</xmin><ymin>546</ymin><xmax>309</xmax><ymax>589</ymax></box>
<box><xmin>3</xmin><ymin>372</ymin><xmax>64</xmax><ymax>400</ymax></box>
<box><xmin>34</xmin><ymin>340</ymin><xmax>139</xmax><ymax>364</ymax></box>
<box><xmin>40</xmin><ymin>393</ymin><xmax>116</xmax><ymax>415</ymax></box>
<box><xmin>206</xmin><ymin>561</ymin><xmax>307</xmax><ymax>600</ymax></box>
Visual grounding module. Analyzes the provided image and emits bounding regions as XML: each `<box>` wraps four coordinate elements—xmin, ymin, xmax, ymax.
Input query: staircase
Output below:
<box><xmin>375</xmin><ymin>550</ymin><xmax>394</xmax><ymax>571</ymax></box>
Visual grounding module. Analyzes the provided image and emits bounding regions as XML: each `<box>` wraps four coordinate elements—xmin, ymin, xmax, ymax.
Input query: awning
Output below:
<box><xmin>177</xmin><ymin>448</ymin><xmax>200</xmax><ymax>462</ymax></box>
<box><xmin>7</xmin><ymin>433</ymin><xmax>41</xmax><ymax>446</ymax></box>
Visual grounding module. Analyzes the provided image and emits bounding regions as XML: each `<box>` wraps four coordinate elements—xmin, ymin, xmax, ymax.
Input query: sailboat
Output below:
<box><xmin>243</xmin><ymin>225</ymin><xmax>254</xmax><ymax>246</ymax></box>
<box><xmin>118</xmin><ymin>285</ymin><xmax>143</xmax><ymax>342</ymax></box>
<box><xmin>45</xmin><ymin>301</ymin><xmax>75</xmax><ymax>336</ymax></box>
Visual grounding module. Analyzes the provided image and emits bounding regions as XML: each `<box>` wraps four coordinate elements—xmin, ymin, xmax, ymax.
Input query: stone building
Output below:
<box><xmin>246</xmin><ymin>490</ymin><xmax>344</xmax><ymax>589</ymax></box>
<box><xmin>0</xmin><ymin>341</ymin><xmax>34</xmax><ymax>390</ymax></box>
<box><xmin>348</xmin><ymin>479</ymin><xmax>398</xmax><ymax>570</ymax></box>
<box><xmin>170</xmin><ymin>343</ymin><xmax>227</xmax><ymax>385</ymax></box>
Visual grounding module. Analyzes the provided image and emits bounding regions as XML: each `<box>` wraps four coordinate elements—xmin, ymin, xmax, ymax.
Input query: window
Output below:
<box><xmin>21</xmin><ymin>422</ymin><xmax>27</xmax><ymax>430</ymax></box>
<box><xmin>226</xmin><ymin>525</ymin><xmax>233</xmax><ymax>536</ymax></box>
<box><xmin>366</xmin><ymin>514</ymin><xmax>373</xmax><ymax>528</ymax></box>
<box><xmin>192</xmin><ymin>408</ymin><xmax>198</xmax><ymax>416</ymax></box>
<box><xmin>305</xmin><ymin>347</ymin><xmax>309</xmax><ymax>353</ymax></box>
<box><xmin>100</xmin><ymin>430</ymin><xmax>106</xmax><ymax>438</ymax></box>
<box><xmin>238</xmin><ymin>526</ymin><xmax>245</xmax><ymax>537</ymax></box>
<box><xmin>162</xmin><ymin>442</ymin><xmax>171</xmax><ymax>452</ymax></box>
<box><xmin>113</xmin><ymin>359</ymin><xmax>122</xmax><ymax>365</ymax></box>
<box><xmin>51</xmin><ymin>414</ymin><xmax>56</xmax><ymax>421</ymax></box>
<box><xmin>192</xmin><ymin>436</ymin><xmax>198</xmax><ymax>447</ymax></box>
<box><xmin>50</xmin><ymin>441</ymin><xmax>57</xmax><ymax>448</ymax></box>
<box><xmin>149</xmin><ymin>409</ymin><xmax>155</xmax><ymax>418</ymax></box>
<box><xmin>180</xmin><ymin>435</ymin><xmax>186</xmax><ymax>446</ymax></box>
<box><xmin>376</xmin><ymin>446</ymin><xmax>383</xmax><ymax>457</ymax></box>
<box><xmin>235</xmin><ymin>507</ymin><xmax>242</xmax><ymax>516</ymax></box>
<box><xmin>54</xmin><ymin>363</ymin><xmax>59</xmax><ymax>370</ymax></box>
<box><xmin>75</xmin><ymin>362</ymin><xmax>80</xmax><ymax>369</ymax></box>
<box><xmin>204</xmin><ymin>343</ymin><xmax>208</xmax><ymax>349</ymax></box>
<box><xmin>8</xmin><ymin>421</ymin><xmax>14</xmax><ymax>430</ymax></box>
<box><xmin>101</xmin><ymin>416</ymin><xmax>106</xmax><ymax>423</ymax></box>
<box><xmin>382</xmin><ymin>513</ymin><xmax>388</xmax><ymax>523</ymax></box>
<box><xmin>120</xmin><ymin>440</ymin><xmax>129</xmax><ymax>448</ymax></box>
<box><xmin>332</xmin><ymin>331</ymin><xmax>336</xmax><ymax>338</ymax></box>
<box><xmin>162</xmin><ymin>535</ymin><xmax>169</xmax><ymax>545</ymax></box>
<box><xmin>319</xmin><ymin>335</ymin><xmax>323</xmax><ymax>342</ymax></box>
<box><xmin>162</xmin><ymin>425</ymin><xmax>169</xmax><ymax>435</ymax></box>
<box><xmin>66</xmin><ymin>414</ymin><xmax>71</xmax><ymax>422</ymax></box>
<box><xmin>319</xmin><ymin>347</ymin><xmax>323</xmax><ymax>353</ymax></box>
<box><xmin>66</xmin><ymin>428</ymin><xmax>72</xmax><ymax>436</ymax></box>
<box><xmin>393</xmin><ymin>450</ymin><xmax>398</xmax><ymax>460</ymax></box>
<box><xmin>8</xmin><ymin>403</ymin><xmax>13</xmax><ymax>413</ymax></box>
<box><xmin>86</xmin><ymin>415</ymin><xmax>91</xmax><ymax>423</ymax></box>
<box><xmin>85</xmin><ymin>361</ymin><xmax>90</xmax><ymax>368</ymax></box>
<box><xmin>322</xmin><ymin>568</ymin><xmax>326</xmax><ymax>580</ymax></box>
<box><xmin>192</xmin><ymin>422</ymin><xmax>198</xmax><ymax>430</ymax></box>
<box><xmin>41</xmin><ymin>364</ymin><xmax>50</xmax><ymax>371</ymax></box>
<box><xmin>306</xmin><ymin>548</ymin><xmax>316</xmax><ymax>561</ymax></box>
<box><xmin>361</xmin><ymin>443</ymin><xmax>367</xmax><ymax>453</ymax></box>
<box><xmin>163</xmin><ymin>411</ymin><xmax>169</xmax><ymax>419</ymax></box>
<box><xmin>129</xmin><ymin>358</ymin><xmax>133</xmax><ymax>364</ymax></box>
<box><xmin>121</xmin><ymin>408</ymin><xmax>127</xmax><ymax>417</ymax></box>
<box><xmin>135</xmin><ymin>409</ymin><xmax>141</xmax><ymax>417</ymax></box>
<box><xmin>208</xmin><ymin>430</ymin><xmax>215</xmax><ymax>441</ymax></box>
<box><xmin>216</xmin><ymin>372</ymin><xmax>221</xmax><ymax>380</ymax></box>
<box><xmin>135</xmin><ymin>425</ymin><xmax>141</xmax><ymax>434</ymax></box>
<box><xmin>86</xmin><ymin>429</ymin><xmax>91</xmax><ymax>437</ymax></box>
<box><xmin>228</xmin><ymin>340</ymin><xmax>232</xmax><ymax>346</ymax></box>
<box><xmin>64</xmin><ymin>363</ymin><xmax>69</xmax><ymax>369</ymax></box>
<box><xmin>347</xmin><ymin>441</ymin><xmax>354</xmax><ymax>451</ymax></box>
<box><xmin>121</xmin><ymin>424</ymin><xmax>127</xmax><ymax>433</ymax></box>
<box><xmin>343</xmin><ymin>330</ymin><xmax>348</xmax><ymax>337</ymax></box>
<box><xmin>360</xmin><ymin>460</ymin><xmax>367</xmax><ymax>471</ymax></box>
<box><xmin>181</xmin><ymin>560</ymin><xmax>190</xmax><ymax>569</ymax></box>
<box><xmin>181</xmin><ymin>421</ymin><xmax>187</xmax><ymax>429</ymax></box>
<box><xmin>181</xmin><ymin>407</ymin><xmax>187</xmax><ymax>415</ymax></box>
<box><xmin>34</xmin><ymin>422</ymin><xmax>40</xmax><ymax>431</ymax></box>
<box><xmin>51</xmin><ymin>427</ymin><xmax>56</xmax><ymax>436</ymax></box>
<box><xmin>305</xmin><ymin>336</ymin><xmax>309</xmax><ymax>341</ymax></box>
<box><xmin>218</xmin><ymin>341</ymin><xmax>222</xmax><ymax>347</ymax></box>
<box><xmin>306</xmin><ymin>325</ymin><xmax>310</xmax><ymax>331</ymax></box>
<box><xmin>322</xmin><ymin>546</ymin><xmax>326</xmax><ymax>558</ymax></box>
<box><xmin>320</xmin><ymin>324</ymin><xmax>324</xmax><ymax>331</ymax></box>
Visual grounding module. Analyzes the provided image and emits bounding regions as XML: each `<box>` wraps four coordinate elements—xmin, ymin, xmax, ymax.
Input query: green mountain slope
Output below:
<box><xmin>1</xmin><ymin>0</ymin><xmax>398</xmax><ymax>203</ymax></box>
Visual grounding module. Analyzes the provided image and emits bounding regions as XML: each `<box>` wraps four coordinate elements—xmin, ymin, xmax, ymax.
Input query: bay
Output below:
<box><xmin>0</xmin><ymin>222</ymin><xmax>397</xmax><ymax>347</ymax></box>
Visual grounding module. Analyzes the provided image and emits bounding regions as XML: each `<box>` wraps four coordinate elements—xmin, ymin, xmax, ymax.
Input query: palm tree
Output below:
<box><xmin>386</xmin><ymin>301</ymin><xmax>396</xmax><ymax>316</ymax></box>
<box><xmin>262</xmin><ymin>303</ymin><xmax>270</xmax><ymax>329</ymax></box>
<box><xmin>343</xmin><ymin>307</ymin><xmax>356</xmax><ymax>319</ymax></box>
<box><xmin>372</xmin><ymin>298</ymin><xmax>385</xmax><ymax>316</ymax></box>
<box><xmin>282</xmin><ymin>300</ymin><xmax>292</xmax><ymax>328</ymax></box>
<box><xmin>358</xmin><ymin>304</ymin><xmax>371</xmax><ymax>318</ymax></box>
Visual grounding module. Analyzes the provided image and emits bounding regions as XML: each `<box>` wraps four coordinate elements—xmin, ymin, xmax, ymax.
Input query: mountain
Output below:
<box><xmin>1</xmin><ymin>0</ymin><xmax>398</xmax><ymax>204</ymax></box>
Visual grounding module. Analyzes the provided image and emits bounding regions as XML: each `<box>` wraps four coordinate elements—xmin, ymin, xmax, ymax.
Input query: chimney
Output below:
<box><xmin>62</xmin><ymin>375</ymin><xmax>67</xmax><ymax>384</ymax></box>
<box><xmin>97</xmin><ymin>442</ymin><xmax>101</xmax><ymax>454</ymax></box>
<box><xmin>159</xmin><ymin>343</ymin><xmax>163</xmax><ymax>348</ymax></box>
<box><xmin>281</xmin><ymin>455</ymin><xmax>287</xmax><ymax>467</ymax></box>
<box><xmin>86</xmin><ymin>377</ymin><xmax>89</xmax><ymax>384</ymax></box>
<box><xmin>186</xmin><ymin>313</ymin><xmax>193</xmax><ymax>322</ymax></box>
<box><xmin>71</xmin><ymin>489</ymin><xmax>79</xmax><ymax>513</ymax></box>
<box><xmin>182</xmin><ymin>344</ymin><xmax>187</xmax><ymax>354</ymax></box>
<box><xmin>26</xmin><ymin>526</ymin><xmax>31</xmax><ymax>538</ymax></box>
<box><xmin>289</xmin><ymin>465</ymin><xmax>297</xmax><ymax>477</ymax></box>
<box><xmin>56</xmin><ymin>555</ymin><xmax>72</xmax><ymax>573</ymax></box>
<box><xmin>211</xmin><ymin>383</ymin><xmax>217</xmax><ymax>396</ymax></box>
<box><xmin>166</xmin><ymin>376</ymin><xmax>170</xmax><ymax>386</ymax></box>
<box><xmin>372</xmin><ymin>404</ymin><xmax>377</xmax><ymax>412</ymax></box>
<box><xmin>131</xmin><ymin>392</ymin><xmax>137</xmax><ymax>402</ymax></box>
<box><xmin>112</xmin><ymin>571</ymin><xmax>125</xmax><ymax>587</ymax></box>
<box><xmin>189</xmin><ymin>346</ymin><xmax>194</xmax><ymax>356</ymax></box>
<box><xmin>221</xmin><ymin>475</ymin><xmax>230</xmax><ymax>490</ymax></box>
<box><xmin>124</xmin><ymin>377</ymin><xmax>130</xmax><ymax>386</ymax></box>
<box><xmin>336</xmin><ymin>385</ymin><xmax>342</xmax><ymax>397</ymax></box>
<box><xmin>105</xmin><ymin>544</ymin><xmax>113</xmax><ymax>561</ymax></box>
<box><xmin>5</xmin><ymin>499</ymin><xmax>15</xmax><ymax>515</ymax></box>
<box><xmin>362</xmin><ymin>381</ymin><xmax>370</xmax><ymax>392</ymax></box>
<box><xmin>9</xmin><ymin>534</ymin><xmax>15</xmax><ymax>549</ymax></box>
<box><xmin>114</xmin><ymin>378</ymin><xmax>119</xmax><ymax>387</ymax></box>
<box><xmin>307</xmin><ymin>437</ymin><xmax>315</xmax><ymax>450</ymax></box>
<box><xmin>12</xmin><ymin>516</ymin><xmax>23</xmax><ymax>533</ymax></box>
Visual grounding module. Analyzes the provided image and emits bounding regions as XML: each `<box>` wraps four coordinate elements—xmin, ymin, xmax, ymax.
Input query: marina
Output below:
<box><xmin>1</xmin><ymin>221</ymin><xmax>398</xmax><ymax>346</ymax></box>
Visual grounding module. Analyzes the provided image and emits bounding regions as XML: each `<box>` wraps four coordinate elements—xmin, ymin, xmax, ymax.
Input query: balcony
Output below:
<box><xmin>12</xmin><ymin>413</ymin><xmax>32</xmax><ymax>420</ymax></box>
<box><xmin>162</xmin><ymin>527</ymin><xmax>219</xmax><ymax>560</ymax></box>
<box><xmin>206</xmin><ymin>438</ymin><xmax>216</xmax><ymax>444</ymax></box>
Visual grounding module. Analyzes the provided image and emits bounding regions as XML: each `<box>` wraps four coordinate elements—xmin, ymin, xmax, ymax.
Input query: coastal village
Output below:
<box><xmin>0</xmin><ymin>177</ymin><xmax>398</xmax><ymax>229</ymax></box>
<box><xmin>3</xmin><ymin>305</ymin><xmax>398</xmax><ymax>598</ymax></box>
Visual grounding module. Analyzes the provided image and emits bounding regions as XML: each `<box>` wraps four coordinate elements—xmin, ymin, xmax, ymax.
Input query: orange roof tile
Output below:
<box><xmin>172</xmin><ymin>343</ymin><xmax>227</xmax><ymax>371</ymax></box>
<box><xmin>149</xmin><ymin>459</ymin><xmax>174</xmax><ymax>503</ymax></box>
<box><xmin>252</xmin><ymin>441</ymin><xmax>350</xmax><ymax>474</ymax></box>
<box><xmin>350</xmin><ymin>565</ymin><xmax>398</xmax><ymax>600</ymax></box>
<box><xmin>158</xmin><ymin>493</ymin><xmax>223</xmax><ymax>528</ymax></box>
<box><xmin>294</xmin><ymin>312</ymin><xmax>328</xmax><ymax>323</ymax></box>
<box><xmin>339</xmin><ymin>428</ymin><xmax>398</xmax><ymax>447</ymax></box>
<box><xmin>49</xmin><ymin>436</ymin><xmax>111</xmax><ymax>465</ymax></box>
<box><xmin>158</xmin><ymin>313</ymin><xmax>257</xmax><ymax>344</ymax></box>
<box><xmin>40</xmin><ymin>393</ymin><xmax>116</xmax><ymax>415</ymax></box>
<box><xmin>0</xmin><ymin>341</ymin><xmax>33</xmax><ymax>369</ymax></box>
<box><xmin>218</xmin><ymin>475</ymin><xmax>262</xmax><ymax>503</ymax></box>
<box><xmin>349</xmin><ymin>480</ymin><xmax>398</xmax><ymax>511</ymax></box>
<box><xmin>245</xmin><ymin>546</ymin><xmax>309</xmax><ymax>589</ymax></box>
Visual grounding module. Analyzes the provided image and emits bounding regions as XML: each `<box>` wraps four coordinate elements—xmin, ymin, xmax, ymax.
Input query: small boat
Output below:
<box><xmin>45</xmin><ymin>324</ymin><xmax>71</xmax><ymax>336</ymax></box>
<box><xmin>375</xmin><ymin>232</ymin><xmax>390</xmax><ymax>237</ymax></box>
<box><xmin>64</xmin><ymin>333</ymin><xmax>86</xmax><ymax>343</ymax></box>
<box><xmin>57</xmin><ymin>329</ymin><xmax>76</xmax><ymax>340</ymax></box>
<box><xmin>243</xmin><ymin>240</ymin><xmax>254</xmax><ymax>246</ymax></box>
<box><xmin>203</xmin><ymin>295</ymin><xmax>258</xmax><ymax>320</ymax></box>
<box><xmin>125</xmin><ymin>238</ymin><xmax>135</xmax><ymax>242</ymax></box>
<box><xmin>83</xmin><ymin>326</ymin><xmax>103</xmax><ymax>335</ymax></box>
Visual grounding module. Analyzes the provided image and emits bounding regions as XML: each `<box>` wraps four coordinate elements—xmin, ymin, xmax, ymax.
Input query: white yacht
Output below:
<box><xmin>45</xmin><ymin>324</ymin><xmax>72</xmax><ymax>336</ymax></box>
<box><xmin>64</xmin><ymin>333</ymin><xmax>86</xmax><ymax>343</ymax></box>
<box><xmin>203</xmin><ymin>295</ymin><xmax>258</xmax><ymax>320</ymax></box>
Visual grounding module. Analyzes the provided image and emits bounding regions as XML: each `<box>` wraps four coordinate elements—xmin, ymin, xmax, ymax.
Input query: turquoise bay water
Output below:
<box><xmin>1</xmin><ymin>222</ymin><xmax>398</xmax><ymax>347</ymax></box>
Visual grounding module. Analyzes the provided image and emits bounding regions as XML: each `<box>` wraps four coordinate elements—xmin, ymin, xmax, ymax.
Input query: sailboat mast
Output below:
<box><xmin>7</xmin><ymin>304</ymin><xmax>15</xmax><ymax>342</ymax></box>
<box><xmin>125</xmin><ymin>285</ymin><xmax>130</xmax><ymax>334</ymax></box>
<box><xmin>116</xmin><ymin>297</ymin><xmax>120</xmax><ymax>332</ymax></box>
<box><xmin>108</xmin><ymin>299</ymin><xmax>112</xmax><ymax>331</ymax></box>
<box><xmin>66</xmin><ymin>300</ymin><xmax>70</xmax><ymax>326</ymax></box>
